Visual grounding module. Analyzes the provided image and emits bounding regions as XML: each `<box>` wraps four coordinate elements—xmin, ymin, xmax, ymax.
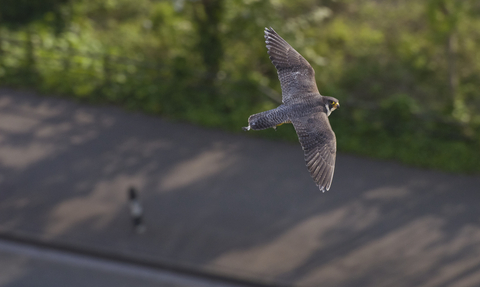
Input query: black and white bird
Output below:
<box><xmin>128</xmin><ymin>187</ymin><xmax>146</xmax><ymax>233</ymax></box>
<box><xmin>243</xmin><ymin>27</ymin><xmax>340</xmax><ymax>192</ymax></box>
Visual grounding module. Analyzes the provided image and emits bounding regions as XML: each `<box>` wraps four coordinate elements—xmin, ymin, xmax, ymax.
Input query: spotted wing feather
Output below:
<box><xmin>264</xmin><ymin>27</ymin><xmax>319</xmax><ymax>104</ymax></box>
<box><xmin>291</xmin><ymin>112</ymin><xmax>336</xmax><ymax>192</ymax></box>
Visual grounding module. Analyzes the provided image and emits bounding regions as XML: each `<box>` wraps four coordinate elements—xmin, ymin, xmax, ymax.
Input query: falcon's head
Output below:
<box><xmin>324</xmin><ymin>96</ymin><xmax>340</xmax><ymax>116</ymax></box>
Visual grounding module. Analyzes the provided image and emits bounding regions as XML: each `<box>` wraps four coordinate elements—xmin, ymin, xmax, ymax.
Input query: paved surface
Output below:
<box><xmin>0</xmin><ymin>239</ymin><xmax>243</xmax><ymax>287</ymax></box>
<box><xmin>1</xmin><ymin>88</ymin><xmax>480</xmax><ymax>287</ymax></box>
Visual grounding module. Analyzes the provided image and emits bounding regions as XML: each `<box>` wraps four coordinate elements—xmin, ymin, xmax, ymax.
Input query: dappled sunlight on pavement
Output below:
<box><xmin>1</xmin><ymin>88</ymin><xmax>480</xmax><ymax>287</ymax></box>
<box><xmin>159</xmin><ymin>144</ymin><xmax>239</xmax><ymax>192</ymax></box>
<box><xmin>46</xmin><ymin>174</ymin><xmax>146</xmax><ymax>237</ymax></box>
<box><xmin>210</xmin><ymin>202</ymin><xmax>380</xmax><ymax>276</ymax></box>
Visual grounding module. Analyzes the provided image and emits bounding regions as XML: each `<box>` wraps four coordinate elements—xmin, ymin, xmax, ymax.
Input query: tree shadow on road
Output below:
<box><xmin>1</xmin><ymin>88</ymin><xmax>480</xmax><ymax>287</ymax></box>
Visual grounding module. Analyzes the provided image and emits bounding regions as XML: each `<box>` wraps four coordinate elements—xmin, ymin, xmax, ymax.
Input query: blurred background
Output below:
<box><xmin>1</xmin><ymin>1</ymin><xmax>480</xmax><ymax>287</ymax></box>
<box><xmin>1</xmin><ymin>0</ymin><xmax>479</xmax><ymax>172</ymax></box>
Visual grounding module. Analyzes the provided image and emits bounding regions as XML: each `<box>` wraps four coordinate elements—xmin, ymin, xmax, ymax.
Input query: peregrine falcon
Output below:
<box><xmin>243</xmin><ymin>27</ymin><xmax>340</xmax><ymax>192</ymax></box>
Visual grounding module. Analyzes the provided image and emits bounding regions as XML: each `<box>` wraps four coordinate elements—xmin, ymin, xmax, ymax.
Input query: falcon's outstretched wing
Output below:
<box><xmin>264</xmin><ymin>27</ymin><xmax>319</xmax><ymax>104</ymax></box>
<box><xmin>291</xmin><ymin>112</ymin><xmax>336</xmax><ymax>192</ymax></box>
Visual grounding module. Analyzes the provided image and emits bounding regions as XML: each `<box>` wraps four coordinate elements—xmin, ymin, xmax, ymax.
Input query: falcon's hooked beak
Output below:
<box><xmin>331</xmin><ymin>101</ymin><xmax>340</xmax><ymax>111</ymax></box>
<box><xmin>325</xmin><ymin>101</ymin><xmax>339</xmax><ymax>116</ymax></box>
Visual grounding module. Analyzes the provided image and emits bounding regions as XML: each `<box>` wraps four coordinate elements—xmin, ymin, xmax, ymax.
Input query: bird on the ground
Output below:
<box><xmin>128</xmin><ymin>187</ymin><xmax>146</xmax><ymax>234</ymax></box>
<box><xmin>243</xmin><ymin>27</ymin><xmax>340</xmax><ymax>192</ymax></box>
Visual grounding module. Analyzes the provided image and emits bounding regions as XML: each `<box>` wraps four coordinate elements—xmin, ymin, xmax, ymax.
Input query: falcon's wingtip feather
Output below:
<box><xmin>264</xmin><ymin>27</ymin><xmax>276</xmax><ymax>35</ymax></box>
<box><xmin>319</xmin><ymin>186</ymin><xmax>329</xmax><ymax>193</ymax></box>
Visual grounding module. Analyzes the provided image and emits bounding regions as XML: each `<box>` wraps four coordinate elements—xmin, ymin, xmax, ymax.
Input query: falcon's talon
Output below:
<box><xmin>244</xmin><ymin>27</ymin><xmax>340</xmax><ymax>192</ymax></box>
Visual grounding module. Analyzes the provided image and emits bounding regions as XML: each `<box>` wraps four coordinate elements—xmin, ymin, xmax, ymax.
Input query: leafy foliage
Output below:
<box><xmin>0</xmin><ymin>0</ymin><xmax>479</xmax><ymax>173</ymax></box>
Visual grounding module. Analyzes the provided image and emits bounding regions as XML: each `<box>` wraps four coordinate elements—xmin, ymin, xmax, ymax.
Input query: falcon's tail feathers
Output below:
<box><xmin>245</xmin><ymin>106</ymin><xmax>289</xmax><ymax>131</ymax></box>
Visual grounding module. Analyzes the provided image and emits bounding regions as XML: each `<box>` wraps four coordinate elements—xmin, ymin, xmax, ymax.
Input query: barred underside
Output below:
<box><xmin>243</xmin><ymin>27</ymin><xmax>339</xmax><ymax>192</ymax></box>
<box><xmin>248</xmin><ymin>106</ymin><xmax>290</xmax><ymax>130</ymax></box>
<box><xmin>264</xmin><ymin>27</ymin><xmax>319</xmax><ymax>104</ymax></box>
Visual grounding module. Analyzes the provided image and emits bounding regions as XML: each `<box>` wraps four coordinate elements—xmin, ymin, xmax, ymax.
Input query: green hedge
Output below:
<box><xmin>0</xmin><ymin>0</ymin><xmax>479</xmax><ymax>173</ymax></box>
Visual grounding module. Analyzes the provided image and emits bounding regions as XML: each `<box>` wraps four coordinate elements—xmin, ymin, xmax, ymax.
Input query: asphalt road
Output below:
<box><xmin>0</xmin><ymin>239</ymin><xmax>245</xmax><ymax>287</ymax></box>
<box><xmin>1</xmin><ymin>88</ymin><xmax>480</xmax><ymax>287</ymax></box>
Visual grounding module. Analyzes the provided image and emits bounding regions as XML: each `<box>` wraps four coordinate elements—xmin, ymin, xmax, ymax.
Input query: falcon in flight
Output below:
<box><xmin>243</xmin><ymin>27</ymin><xmax>340</xmax><ymax>192</ymax></box>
